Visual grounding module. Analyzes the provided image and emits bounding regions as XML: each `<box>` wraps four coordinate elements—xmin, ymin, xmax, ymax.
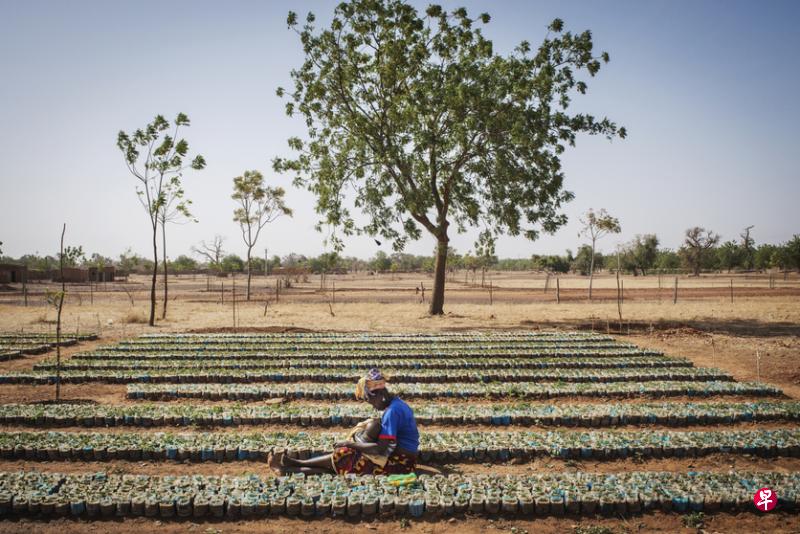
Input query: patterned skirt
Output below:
<box><xmin>331</xmin><ymin>446</ymin><xmax>416</xmax><ymax>475</ymax></box>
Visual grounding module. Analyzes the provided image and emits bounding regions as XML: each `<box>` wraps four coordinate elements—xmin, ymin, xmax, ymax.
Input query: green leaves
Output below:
<box><xmin>231</xmin><ymin>170</ymin><xmax>292</xmax><ymax>249</ymax></box>
<box><xmin>276</xmin><ymin>0</ymin><xmax>625</xmax><ymax>307</ymax></box>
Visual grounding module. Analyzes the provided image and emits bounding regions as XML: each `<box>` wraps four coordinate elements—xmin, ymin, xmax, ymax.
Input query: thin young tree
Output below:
<box><xmin>44</xmin><ymin>225</ymin><xmax>68</xmax><ymax>400</ymax></box>
<box><xmin>232</xmin><ymin>170</ymin><xmax>292</xmax><ymax>300</ymax></box>
<box><xmin>274</xmin><ymin>2</ymin><xmax>626</xmax><ymax>314</ymax></box>
<box><xmin>682</xmin><ymin>226</ymin><xmax>720</xmax><ymax>276</ymax></box>
<box><xmin>117</xmin><ymin>113</ymin><xmax>206</xmax><ymax>326</ymax></box>
<box><xmin>579</xmin><ymin>208</ymin><xmax>620</xmax><ymax>299</ymax></box>
<box><xmin>158</xmin><ymin>180</ymin><xmax>196</xmax><ymax>319</ymax></box>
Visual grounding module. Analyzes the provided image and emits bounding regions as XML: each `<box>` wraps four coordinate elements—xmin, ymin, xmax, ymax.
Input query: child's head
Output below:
<box><xmin>362</xmin><ymin>417</ymin><xmax>381</xmax><ymax>441</ymax></box>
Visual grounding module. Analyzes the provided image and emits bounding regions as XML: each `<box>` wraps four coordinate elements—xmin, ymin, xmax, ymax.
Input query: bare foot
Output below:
<box><xmin>267</xmin><ymin>451</ymin><xmax>284</xmax><ymax>475</ymax></box>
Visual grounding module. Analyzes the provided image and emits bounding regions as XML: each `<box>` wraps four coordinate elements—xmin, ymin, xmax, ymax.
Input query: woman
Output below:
<box><xmin>270</xmin><ymin>368</ymin><xmax>419</xmax><ymax>475</ymax></box>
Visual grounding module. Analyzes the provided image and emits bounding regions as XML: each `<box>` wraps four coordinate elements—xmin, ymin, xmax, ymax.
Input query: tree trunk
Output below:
<box><xmin>161</xmin><ymin>222</ymin><xmax>168</xmax><ymax>319</ymax></box>
<box><xmin>246</xmin><ymin>247</ymin><xmax>252</xmax><ymax>301</ymax></box>
<box><xmin>149</xmin><ymin>223</ymin><xmax>157</xmax><ymax>326</ymax></box>
<box><xmin>429</xmin><ymin>237</ymin><xmax>448</xmax><ymax>315</ymax></box>
<box><xmin>56</xmin><ymin>223</ymin><xmax>65</xmax><ymax>401</ymax></box>
<box><xmin>588</xmin><ymin>237</ymin><xmax>596</xmax><ymax>300</ymax></box>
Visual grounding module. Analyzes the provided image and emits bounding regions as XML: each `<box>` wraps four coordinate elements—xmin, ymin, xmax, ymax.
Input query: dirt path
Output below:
<box><xmin>1</xmin><ymin>510</ymin><xmax>798</xmax><ymax>534</ymax></box>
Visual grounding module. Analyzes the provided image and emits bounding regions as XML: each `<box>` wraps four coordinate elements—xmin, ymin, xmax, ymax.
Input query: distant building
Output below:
<box><xmin>52</xmin><ymin>267</ymin><xmax>89</xmax><ymax>283</ymax></box>
<box><xmin>27</xmin><ymin>269</ymin><xmax>50</xmax><ymax>281</ymax></box>
<box><xmin>0</xmin><ymin>264</ymin><xmax>27</xmax><ymax>284</ymax></box>
<box><xmin>88</xmin><ymin>266</ymin><xmax>115</xmax><ymax>282</ymax></box>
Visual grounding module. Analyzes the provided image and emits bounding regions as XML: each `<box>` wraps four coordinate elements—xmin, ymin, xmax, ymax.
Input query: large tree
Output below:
<box><xmin>274</xmin><ymin>1</ymin><xmax>626</xmax><ymax>314</ymax></box>
<box><xmin>681</xmin><ymin>226</ymin><xmax>720</xmax><ymax>276</ymax></box>
<box><xmin>192</xmin><ymin>236</ymin><xmax>226</xmax><ymax>272</ymax></box>
<box><xmin>579</xmin><ymin>208</ymin><xmax>620</xmax><ymax>298</ymax></box>
<box><xmin>785</xmin><ymin>235</ymin><xmax>800</xmax><ymax>272</ymax></box>
<box><xmin>622</xmin><ymin>234</ymin><xmax>659</xmax><ymax>276</ymax></box>
<box><xmin>117</xmin><ymin>113</ymin><xmax>205</xmax><ymax>326</ymax></box>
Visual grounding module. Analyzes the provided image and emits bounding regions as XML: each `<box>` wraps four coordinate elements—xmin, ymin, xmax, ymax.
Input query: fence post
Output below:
<box><xmin>489</xmin><ymin>280</ymin><xmax>493</xmax><ymax>305</ymax></box>
<box><xmin>221</xmin><ymin>282</ymin><xmax>224</xmax><ymax>305</ymax></box>
<box><xmin>556</xmin><ymin>277</ymin><xmax>560</xmax><ymax>304</ymax></box>
<box><xmin>673</xmin><ymin>277</ymin><xmax>678</xmax><ymax>304</ymax></box>
<box><xmin>276</xmin><ymin>278</ymin><xmax>280</xmax><ymax>303</ymax></box>
<box><xmin>730</xmin><ymin>278</ymin><xmax>733</xmax><ymax>303</ymax></box>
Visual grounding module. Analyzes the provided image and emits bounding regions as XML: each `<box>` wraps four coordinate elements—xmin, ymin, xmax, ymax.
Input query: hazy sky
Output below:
<box><xmin>1</xmin><ymin>0</ymin><xmax>798</xmax><ymax>262</ymax></box>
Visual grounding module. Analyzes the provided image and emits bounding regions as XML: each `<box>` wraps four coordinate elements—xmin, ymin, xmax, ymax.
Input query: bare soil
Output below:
<box><xmin>1</xmin><ymin>272</ymin><xmax>799</xmax><ymax>533</ymax></box>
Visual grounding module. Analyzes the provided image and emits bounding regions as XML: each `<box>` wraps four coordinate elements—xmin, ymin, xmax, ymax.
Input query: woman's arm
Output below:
<box><xmin>334</xmin><ymin>438</ymin><xmax>392</xmax><ymax>455</ymax></box>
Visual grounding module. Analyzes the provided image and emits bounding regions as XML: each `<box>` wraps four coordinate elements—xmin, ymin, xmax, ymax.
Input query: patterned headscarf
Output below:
<box><xmin>355</xmin><ymin>368</ymin><xmax>387</xmax><ymax>400</ymax></box>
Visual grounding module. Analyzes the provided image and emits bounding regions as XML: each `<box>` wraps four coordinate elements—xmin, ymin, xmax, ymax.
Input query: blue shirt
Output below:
<box><xmin>380</xmin><ymin>397</ymin><xmax>419</xmax><ymax>453</ymax></box>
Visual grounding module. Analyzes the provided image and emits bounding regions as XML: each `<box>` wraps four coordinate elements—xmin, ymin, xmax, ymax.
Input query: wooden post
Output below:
<box><xmin>556</xmin><ymin>277</ymin><xmax>560</xmax><ymax>304</ymax></box>
<box><xmin>22</xmin><ymin>278</ymin><xmax>27</xmax><ymax>307</ymax></box>
<box><xmin>711</xmin><ymin>335</ymin><xmax>716</xmax><ymax>367</ymax></box>
<box><xmin>332</xmin><ymin>280</ymin><xmax>335</xmax><ymax>305</ymax></box>
<box><xmin>616</xmin><ymin>264</ymin><xmax>623</xmax><ymax>331</ymax></box>
<box><xmin>221</xmin><ymin>282</ymin><xmax>224</xmax><ymax>305</ymax></box>
<box><xmin>756</xmin><ymin>348</ymin><xmax>761</xmax><ymax>383</ymax></box>
<box><xmin>544</xmin><ymin>273</ymin><xmax>550</xmax><ymax>293</ymax></box>
<box><xmin>232</xmin><ymin>274</ymin><xmax>236</xmax><ymax>332</ymax></box>
<box><xmin>276</xmin><ymin>278</ymin><xmax>280</xmax><ymax>303</ymax></box>
<box><xmin>770</xmin><ymin>273</ymin><xmax>774</xmax><ymax>289</ymax></box>
<box><xmin>620</xmin><ymin>280</ymin><xmax>624</xmax><ymax>304</ymax></box>
<box><xmin>673</xmin><ymin>277</ymin><xmax>678</xmax><ymax>304</ymax></box>
<box><xmin>489</xmin><ymin>280</ymin><xmax>493</xmax><ymax>305</ymax></box>
<box><xmin>421</xmin><ymin>282</ymin><xmax>425</xmax><ymax>303</ymax></box>
<box><xmin>730</xmin><ymin>278</ymin><xmax>734</xmax><ymax>303</ymax></box>
<box><xmin>206</xmin><ymin>276</ymin><xmax>210</xmax><ymax>292</ymax></box>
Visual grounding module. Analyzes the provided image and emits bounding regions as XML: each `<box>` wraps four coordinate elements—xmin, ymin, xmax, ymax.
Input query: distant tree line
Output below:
<box><xmin>4</xmin><ymin>231</ymin><xmax>798</xmax><ymax>278</ymax></box>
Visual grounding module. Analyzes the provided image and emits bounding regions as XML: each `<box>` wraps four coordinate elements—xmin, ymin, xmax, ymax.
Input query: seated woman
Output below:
<box><xmin>270</xmin><ymin>368</ymin><xmax>419</xmax><ymax>475</ymax></box>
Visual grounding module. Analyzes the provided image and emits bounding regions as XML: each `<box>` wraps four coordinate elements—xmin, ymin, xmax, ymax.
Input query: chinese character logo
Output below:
<box><xmin>754</xmin><ymin>487</ymin><xmax>777</xmax><ymax>512</ymax></box>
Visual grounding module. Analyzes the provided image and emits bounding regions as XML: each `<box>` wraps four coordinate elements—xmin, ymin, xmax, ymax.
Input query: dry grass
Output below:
<box><xmin>122</xmin><ymin>308</ymin><xmax>148</xmax><ymax>324</ymax></box>
<box><xmin>1</xmin><ymin>295</ymin><xmax>798</xmax><ymax>338</ymax></box>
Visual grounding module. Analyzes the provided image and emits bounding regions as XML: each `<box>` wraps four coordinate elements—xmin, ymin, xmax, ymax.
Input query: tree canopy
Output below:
<box><xmin>274</xmin><ymin>0</ymin><xmax>625</xmax><ymax>313</ymax></box>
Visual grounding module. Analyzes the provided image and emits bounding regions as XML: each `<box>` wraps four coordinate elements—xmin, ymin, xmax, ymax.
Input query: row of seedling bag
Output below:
<box><xmin>0</xmin><ymin>470</ymin><xmax>798</xmax><ymax>518</ymax></box>
<box><xmin>2</xmin><ymin>400</ymin><xmax>799</xmax><ymax>429</ymax></box>
<box><xmin>68</xmin><ymin>346</ymin><xmax>660</xmax><ymax>360</ymax></box>
<box><xmin>126</xmin><ymin>380</ymin><xmax>781</xmax><ymax>401</ymax></box>
<box><xmin>36</xmin><ymin>355</ymin><xmax>688</xmax><ymax>371</ymax></box>
<box><xmin>2</xmin><ymin>429</ymin><xmax>799</xmax><ymax>462</ymax></box>
<box><xmin>0</xmin><ymin>332</ymin><xmax>98</xmax><ymax>342</ymax></box>
<box><xmin>0</xmin><ymin>367</ymin><xmax>730</xmax><ymax>385</ymax></box>
<box><xmin>131</xmin><ymin>331</ymin><xmax>613</xmax><ymax>344</ymax></box>
<box><xmin>0</xmin><ymin>332</ymin><xmax>98</xmax><ymax>359</ymax></box>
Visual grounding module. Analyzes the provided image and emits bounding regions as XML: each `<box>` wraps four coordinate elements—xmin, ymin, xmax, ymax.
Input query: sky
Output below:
<box><xmin>1</xmin><ymin>0</ymin><xmax>798</xmax><ymax>262</ymax></box>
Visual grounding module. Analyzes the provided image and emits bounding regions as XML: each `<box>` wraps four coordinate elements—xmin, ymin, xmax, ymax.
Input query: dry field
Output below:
<box><xmin>0</xmin><ymin>270</ymin><xmax>799</xmax><ymax>533</ymax></box>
